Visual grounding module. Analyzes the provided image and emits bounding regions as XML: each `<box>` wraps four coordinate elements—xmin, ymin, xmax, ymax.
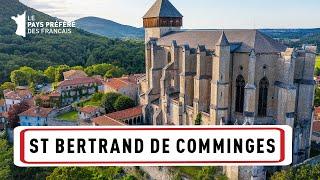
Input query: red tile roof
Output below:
<box><xmin>79</xmin><ymin>106</ymin><xmax>99</xmax><ymax>114</ymax></box>
<box><xmin>58</xmin><ymin>77</ymin><xmax>102</xmax><ymax>88</ymax></box>
<box><xmin>313</xmin><ymin>121</ymin><xmax>320</xmax><ymax>132</ymax></box>
<box><xmin>4</xmin><ymin>89</ymin><xmax>32</xmax><ymax>100</ymax></box>
<box><xmin>92</xmin><ymin>116</ymin><xmax>127</xmax><ymax>126</ymax></box>
<box><xmin>49</xmin><ymin>91</ymin><xmax>61</xmax><ymax>97</ymax></box>
<box><xmin>63</xmin><ymin>70</ymin><xmax>88</xmax><ymax>80</ymax></box>
<box><xmin>104</xmin><ymin>78</ymin><xmax>135</xmax><ymax>91</ymax></box>
<box><xmin>19</xmin><ymin>107</ymin><xmax>53</xmax><ymax>118</ymax></box>
<box><xmin>105</xmin><ymin>106</ymin><xmax>143</xmax><ymax>121</ymax></box>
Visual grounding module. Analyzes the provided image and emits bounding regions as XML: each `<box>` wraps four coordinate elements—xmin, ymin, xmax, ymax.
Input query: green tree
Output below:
<box><xmin>195</xmin><ymin>113</ymin><xmax>202</xmax><ymax>125</ymax></box>
<box><xmin>46</xmin><ymin>167</ymin><xmax>93</xmax><ymax>180</ymax></box>
<box><xmin>271</xmin><ymin>164</ymin><xmax>320</xmax><ymax>180</ymax></box>
<box><xmin>44</xmin><ymin>66</ymin><xmax>56</xmax><ymax>83</ymax></box>
<box><xmin>196</xmin><ymin>167</ymin><xmax>217</xmax><ymax>180</ymax></box>
<box><xmin>0</xmin><ymin>138</ymin><xmax>13</xmax><ymax>179</ymax></box>
<box><xmin>55</xmin><ymin>65</ymin><xmax>70</xmax><ymax>82</ymax></box>
<box><xmin>71</xmin><ymin>66</ymin><xmax>84</xmax><ymax>71</ymax></box>
<box><xmin>0</xmin><ymin>82</ymin><xmax>15</xmax><ymax>91</ymax></box>
<box><xmin>114</xmin><ymin>95</ymin><xmax>135</xmax><ymax>111</ymax></box>
<box><xmin>105</xmin><ymin>66</ymin><xmax>125</xmax><ymax>79</ymax></box>
<box><xmin>91</xmin><ymin>92</ymin><xmax>104</xmax><ymax>102</ymax></box>
<box><xmin>10</xmin><ymin>70</ymin><xmax>28</xmax><ymax>86</ymax></box>
<box><xmin>100</xmin><ymin>92</ymin><xmax>122</xmax><ymax>113</ymax></box>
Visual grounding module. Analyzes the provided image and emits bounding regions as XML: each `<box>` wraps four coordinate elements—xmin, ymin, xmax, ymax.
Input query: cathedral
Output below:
<box><xmin>139</xmin><ymin>0</ymin><xmax>317</xmax><ymax>179</ymax></box>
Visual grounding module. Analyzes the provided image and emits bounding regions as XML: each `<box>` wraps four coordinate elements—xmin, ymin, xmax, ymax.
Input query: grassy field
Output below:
<box><xmin>56</xmin><ymin>111</ymin><xmax>78</xmax><ymax>121</ymax></box>
<box><xmin>83</xmin><ymin>100</ymin><xmax>101</xmax><ymax>107</ymax></box>
<box><xmin>316</xmin><ymin>56</ymin><xmax>320</xmax><ymax>69</ymax></box>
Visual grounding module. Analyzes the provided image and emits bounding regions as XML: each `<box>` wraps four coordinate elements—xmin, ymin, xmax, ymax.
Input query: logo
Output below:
<box><xmin>11</xmin><ymin>11</ymin><xmax>26</xmax><ymax>37</ymax></box>
<box><xmin>11</xmin><ymin>11</ymin><xmax>75</xmax><ymax>38</ymax></box>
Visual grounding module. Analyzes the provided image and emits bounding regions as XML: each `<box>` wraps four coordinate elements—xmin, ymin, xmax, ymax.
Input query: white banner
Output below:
<box><xmin>14</xmin><ymin>126</ymin><xmax>292</xmax><ymax>167</ymax></box>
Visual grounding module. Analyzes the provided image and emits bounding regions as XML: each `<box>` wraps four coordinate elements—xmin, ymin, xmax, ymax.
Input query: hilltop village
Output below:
<box><xmin>0</xmin><ymin>0</ymin><xmax>320</xmax><ymax>179</ymax></box>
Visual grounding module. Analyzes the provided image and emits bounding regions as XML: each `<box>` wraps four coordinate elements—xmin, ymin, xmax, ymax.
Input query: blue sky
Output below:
<box><xmin>20</xmin><ymin>0</ymin><xmax>320</xmax><ymax>29</ymax></box>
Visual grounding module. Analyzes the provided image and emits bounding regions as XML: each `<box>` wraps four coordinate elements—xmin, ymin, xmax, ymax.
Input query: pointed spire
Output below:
<box><xmin>216</xmin><ymin>31</ymin><xmax>229</xmax><ymax>46</ymax></box>
<box><xmin>143</xmin><ymin>0</ymin><xmax>183</xmax><ymax>18</ymax></box>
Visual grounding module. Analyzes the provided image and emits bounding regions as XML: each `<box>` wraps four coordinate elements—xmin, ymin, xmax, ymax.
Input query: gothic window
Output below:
<box><xmin>167</xmin><ymin>52</ymin><xmax>171</xmax><ymax>64</ymax></box>
<box><xmin>258</xmin><ymin>77</ymin><xmax>269</xmax><ymax>117</ymax></box>
<box><xmin>235</xmin><ymin>75</ymin><xmax>245</xmax><ymax>113</ymax></box>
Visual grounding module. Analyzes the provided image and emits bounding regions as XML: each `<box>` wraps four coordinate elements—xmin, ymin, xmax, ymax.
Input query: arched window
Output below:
<box><xmin>235</xmin><ymin>75</ymin><xmax>245</xmax><ymax>113</ymax></box>
<box><xmin>167</xmin><ymin>52</ymin><xmax>171</xmax><ymax>64</ymax></box>
<box><xmin>258</xmin><ymin>77</ymin><xmax>269</xmax><ymax>117</ymax></box>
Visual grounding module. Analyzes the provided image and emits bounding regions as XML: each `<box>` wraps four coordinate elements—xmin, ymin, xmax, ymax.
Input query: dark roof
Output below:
<box><xmin>216</xmin><ymin>31</ymin><xmax>229</xmax><ymax>46</ymax></box>
<box><xmin>157</xmin><ymin>30</ymin><xmax>287</xmax><ymax>53</ymax></box>
<box><xmin>143</xmin><ymin>0</ymin><xmax>183</xmax><ymax>18</ymax></box>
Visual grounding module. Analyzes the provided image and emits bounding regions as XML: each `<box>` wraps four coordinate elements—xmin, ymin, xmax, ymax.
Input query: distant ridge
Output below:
<box><xmin>75</xmin><ymin>17</ymin><xmax>144</xmax><ymax>39</ymax></box>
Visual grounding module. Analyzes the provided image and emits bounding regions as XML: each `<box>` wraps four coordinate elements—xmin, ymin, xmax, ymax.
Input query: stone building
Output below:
<box><xmin>140</xmin><ymin>0</ymin><xmax>317</xmax><ymax>179</ymax></box>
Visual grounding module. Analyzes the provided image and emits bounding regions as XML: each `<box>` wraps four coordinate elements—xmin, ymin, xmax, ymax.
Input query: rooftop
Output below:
<box><xmin>104</xmin><ymin>77</ymin><xmax>136</xmax><ymax>91</ymax></box>
<box><xmin>143</xmin><ymin>0</ymin><xmax>183</xmax><ymax>18</ymax></box>
<box><xmin>92</xmin><ymin>116</ymin><xmax>127</xmax><ymax>126</ymax></box>
<box><xmin>4</xmin><ymin>89</ymin><xmax>32</xmax><ymax>100</ymax></box>
<box><xmin>63</xmin><ymin>70</ymin><xmax>88</xmax><ymax>80</ymax></box>
<box><xmin>313</xmin><ymin>121</ymin><xmax>320</xmax><ymax>132</ymax></box>
<box><xmin>19</xmin><ymin>107</ymin><xmax>53</xmax><ymax>118</ymax></box>
<box><xmin>105</xmin><ymin>106</ymin><xmax>143</xmax><ymax>121</ymax></box>
<box><xmin>79</xmin><ymin>106</ymin><xmax>99</xmax><ymax>114</ymax></box>
<box><xmin>157</xmin><ymin>29</ymin><xmax>287</xmax><ymax>53</ymax></box>
<box><xmin>58</xmin><ymin>77</ymin><xmax>102</xmax><ymax>88</ymax></box>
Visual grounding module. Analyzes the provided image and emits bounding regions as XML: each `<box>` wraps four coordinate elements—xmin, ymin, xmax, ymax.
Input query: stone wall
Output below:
<box><xmin>47</xmin><ymin>119</ymin><xmax>78</xmax><ymax>126</ymax></box>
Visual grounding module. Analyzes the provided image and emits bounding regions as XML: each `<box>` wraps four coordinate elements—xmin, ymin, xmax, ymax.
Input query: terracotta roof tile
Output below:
<box><xmin>49</xmin><ymin>91</ymin><xmax>61</xmax><ymax>97</ymax></box>
<box><xmin>105</xmin><ymin>106</ymin><xmax>143</xmax><ymax>121</ymax></box>
<box><xmin>19</xmin><ymin>107</ymin><xmax>53</xmax><ymax>118</ymax></box>
<box><xmin>63</xmin><ymin>70</ymin><xmax>88</xmax><ymax>80</ymax></box>
<box><xmin>92</xmin><ymin>116</ymin><xmax>127</xmax><ymax>126</ymax></box>
<box><xmin>80</xmin><ymin>106</ymin><xmax>99</xmax><ymax>114</ymax></box>
<box><xmin>4</xmin><ymin>89</ymin><xmax>32</xmax><ymax>100</ymax></box>
<box><xmin>58</xmin><ymin>77</ymin><xmax>102</xmax><ymax>88</ymax></box>
<box><xmin>313</xmin><ymin>121</ymin><xmax>320</xmax><ymax>132</ymax></box>
<box><xmin>104</xmin><ymin>78</ymin><xmax>133</xmax><ymax>91</ymax></box>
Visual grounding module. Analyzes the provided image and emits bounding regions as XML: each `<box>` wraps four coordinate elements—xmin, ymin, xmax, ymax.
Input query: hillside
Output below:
<box><xmin>75</xmin><ymin>17</ymin><xmax>144</xmax><ymax>39</ymax></box>
<box><xmin>0</xmin><ymin>0</ymin><xmax>145</xmax><ymax>83</ymax></box>
<box><xmin>260</xmin><ymin>29</ymin><xmax>320</xmax><ymax>52</ymax></box>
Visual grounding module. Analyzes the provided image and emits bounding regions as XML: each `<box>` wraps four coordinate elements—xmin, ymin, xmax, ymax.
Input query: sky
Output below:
<box><xmin>20</xmin><ymin>0</ymin><xmax>320</xmax><ymax>29</ymax></box>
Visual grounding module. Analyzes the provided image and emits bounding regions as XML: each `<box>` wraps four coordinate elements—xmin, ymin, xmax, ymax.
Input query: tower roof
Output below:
<box><xmin>143</xmin><ymin>0</ymin><xmax>183</xmax><ymax>18</ymax></box>
<box><xmin>216</xmin><ymin>31</ymin><xmax>229</xmax><ymax>46</ymax></box>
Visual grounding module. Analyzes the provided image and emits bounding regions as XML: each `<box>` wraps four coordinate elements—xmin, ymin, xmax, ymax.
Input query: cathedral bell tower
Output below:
<box><xmin>143</xmin><ymin>0</ymin><xmax>183</xmax><ymax>42</ymax></box>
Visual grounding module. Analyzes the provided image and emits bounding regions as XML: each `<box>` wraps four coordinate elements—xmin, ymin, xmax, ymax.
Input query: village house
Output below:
<box><xmin>57</xmin><ymin>77</ymin><xmax>103</xmax><ymax>106</ymax></box>
<box><xmin>18</xmin><ymin>107</ymin><xmax>53</xmax><ymax>126</ymax></box>
<box><xmin>4</xmin><ymin>87</ymin><xmax>32</xmax><ymax>110</ymax></box>
<box><xmin>92</xmin><ymin>106</ymin><xmax>143</xmax><ymax>126</ymax></box>
<box><xmin>78</xmin><ymin>106</ymin><xmax>101</xmax><ymax>121</ymax></box>
<box><xmin>104</xmin><ymin>76</ymin><xmax>139</xmax><ymax>102</ymax></box>
<box><xmin>36</xmin><ymin>91</ymin><xmax>61</xmax><ymax>108</ymax></box>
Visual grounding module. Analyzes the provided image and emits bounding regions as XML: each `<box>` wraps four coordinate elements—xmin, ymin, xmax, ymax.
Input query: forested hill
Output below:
<box><xmin>75</xmin><ymin>17</ymin><xmax>144</xmax><ymax>39</ymax></box>
<box><xmin>0</xmin><ymin>0</ymin><xmax>145</xmax><ymax>83</ymax></box>
<box><xmin>260</xmin><ymin>29</ymin><xmax>320</xmax><ymax>53</ymax></box>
